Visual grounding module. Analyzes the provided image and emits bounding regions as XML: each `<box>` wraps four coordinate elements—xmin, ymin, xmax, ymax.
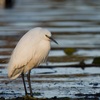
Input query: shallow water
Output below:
<box><xmin>0</xmin><ymin>0</ymin><xmax>100</xmax><ymax>99</ymax></box>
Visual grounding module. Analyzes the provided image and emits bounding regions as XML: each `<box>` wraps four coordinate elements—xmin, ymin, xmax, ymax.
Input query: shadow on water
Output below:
<box><xmin>0</xmin><ymin>0</ymin><xmax>100</xmax><ymax>100</ymax></box>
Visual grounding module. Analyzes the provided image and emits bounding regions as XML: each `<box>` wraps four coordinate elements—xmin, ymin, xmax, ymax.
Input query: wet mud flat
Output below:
<box><xmin>1</xmin><ymin>66</ymin><xmax>100</xmax><ymax>100</ymax></box>
<box><xmin>1</xmin><ymin>0</ymin><xmax>100</xmax><ymax>100</ymax></box>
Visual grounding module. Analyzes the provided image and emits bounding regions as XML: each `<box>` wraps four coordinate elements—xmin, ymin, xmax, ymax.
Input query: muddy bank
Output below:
<box><xmin>0</xmin><ymin>95</ymin><xmax>100</xmax><ymax>100</ymax></box>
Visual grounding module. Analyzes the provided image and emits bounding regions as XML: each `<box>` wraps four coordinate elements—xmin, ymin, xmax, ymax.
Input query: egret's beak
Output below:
<box><xmin>49</xmin><ymin>37</ymin><xmax>58</xmax><ymax>44</ymax></box>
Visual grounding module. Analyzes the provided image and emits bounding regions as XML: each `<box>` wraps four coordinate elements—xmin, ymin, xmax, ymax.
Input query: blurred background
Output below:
<box><xmin>0</xmin><ymin>0</ymin><xmax>100</xmax><ymax>99</ymax></box>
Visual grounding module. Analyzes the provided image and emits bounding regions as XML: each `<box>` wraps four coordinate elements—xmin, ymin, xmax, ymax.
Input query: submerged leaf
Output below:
<box><xmin>92</xmin><ymin>57</ymin><xmax>100</xmax><ymax>64</ymax></box>
<box><xmin>64</xmin><ymin>48</ymin><xmax>76</xmax><ymax>55</ymax></box>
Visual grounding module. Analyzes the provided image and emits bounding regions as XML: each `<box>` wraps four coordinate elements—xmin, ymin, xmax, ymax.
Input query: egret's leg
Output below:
<box><xmin>21</xmin><ymin>73</ymin><xmax>27</xmax><ymax>95</ymax></box>
<box><xmin>27</xmin><ymin>70</ymin><xmax>33</xmax><ymax>96</ymax></box>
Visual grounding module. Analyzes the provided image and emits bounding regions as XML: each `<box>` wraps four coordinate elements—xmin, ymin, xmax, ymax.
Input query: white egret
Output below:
<box><xmin>7</xmin><ymin>27</ymin><xmax>58</xmax><ymax>96</ymax></box>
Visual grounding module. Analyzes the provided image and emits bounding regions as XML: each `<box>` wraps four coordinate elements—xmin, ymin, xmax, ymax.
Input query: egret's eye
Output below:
<box><xmin>45</xmin><ymin>35</ymin><xmax>49</xmax><ymax>38</ymax></box>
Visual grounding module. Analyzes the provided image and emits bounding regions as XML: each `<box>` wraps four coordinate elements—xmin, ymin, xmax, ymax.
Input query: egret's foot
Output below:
<box><xmin>25</xmin><ymin>92</ymin><xmax>33</xmax><ymax>97</ymax></box>
<box><xmin>30</xmin><ymin>92</ymin><xmax>33</xmax><ymax>97</ymax></box>
<box><xmin>25</xmin><ymin>92</ymin><xmax>28</xmax><ymax>96</ymax></box>
<box><xmin>24</xmin><ymin>95</ymin><xmax>34</xmax><ymax>99</ymax></box>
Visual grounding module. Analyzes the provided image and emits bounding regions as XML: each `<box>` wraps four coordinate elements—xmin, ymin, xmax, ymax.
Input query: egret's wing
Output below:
<box><xmin>8</xmin><ymin>29</ymin><xmax>39</xmax><ymax>79</ymax></box>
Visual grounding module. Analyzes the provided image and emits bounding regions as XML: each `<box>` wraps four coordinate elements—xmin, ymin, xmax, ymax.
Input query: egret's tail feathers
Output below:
<box><xmin>8</xmin><ymin>67</ymin><xmax>24</xmax><ymax>80</ymax></box>
<box><xmin>8</xmin><ymin>72</ymin><xmax>21</xmax><ymax>80</ymax></box>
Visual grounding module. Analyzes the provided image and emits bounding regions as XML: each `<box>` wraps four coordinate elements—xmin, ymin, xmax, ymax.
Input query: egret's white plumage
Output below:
<box><xmin>8</xmin><ymin>27</ymin><xmax>51</xmax><ymax>79</ymax></box>
<box><xmin>7</xmin><ymin>27</ymin><xmax>58</xmax><ymax>96</ymax></box>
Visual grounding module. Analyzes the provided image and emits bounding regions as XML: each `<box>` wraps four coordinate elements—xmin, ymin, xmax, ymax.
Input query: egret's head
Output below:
<box><xmin>34</xmin><ymin>27</ymin><xmax>58</xmax><ymax>44</ymax></box>
<box><xmin>42</xmin><ymin>28</ymin><xmax>58</xmax><ymax>44</ymax></box>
